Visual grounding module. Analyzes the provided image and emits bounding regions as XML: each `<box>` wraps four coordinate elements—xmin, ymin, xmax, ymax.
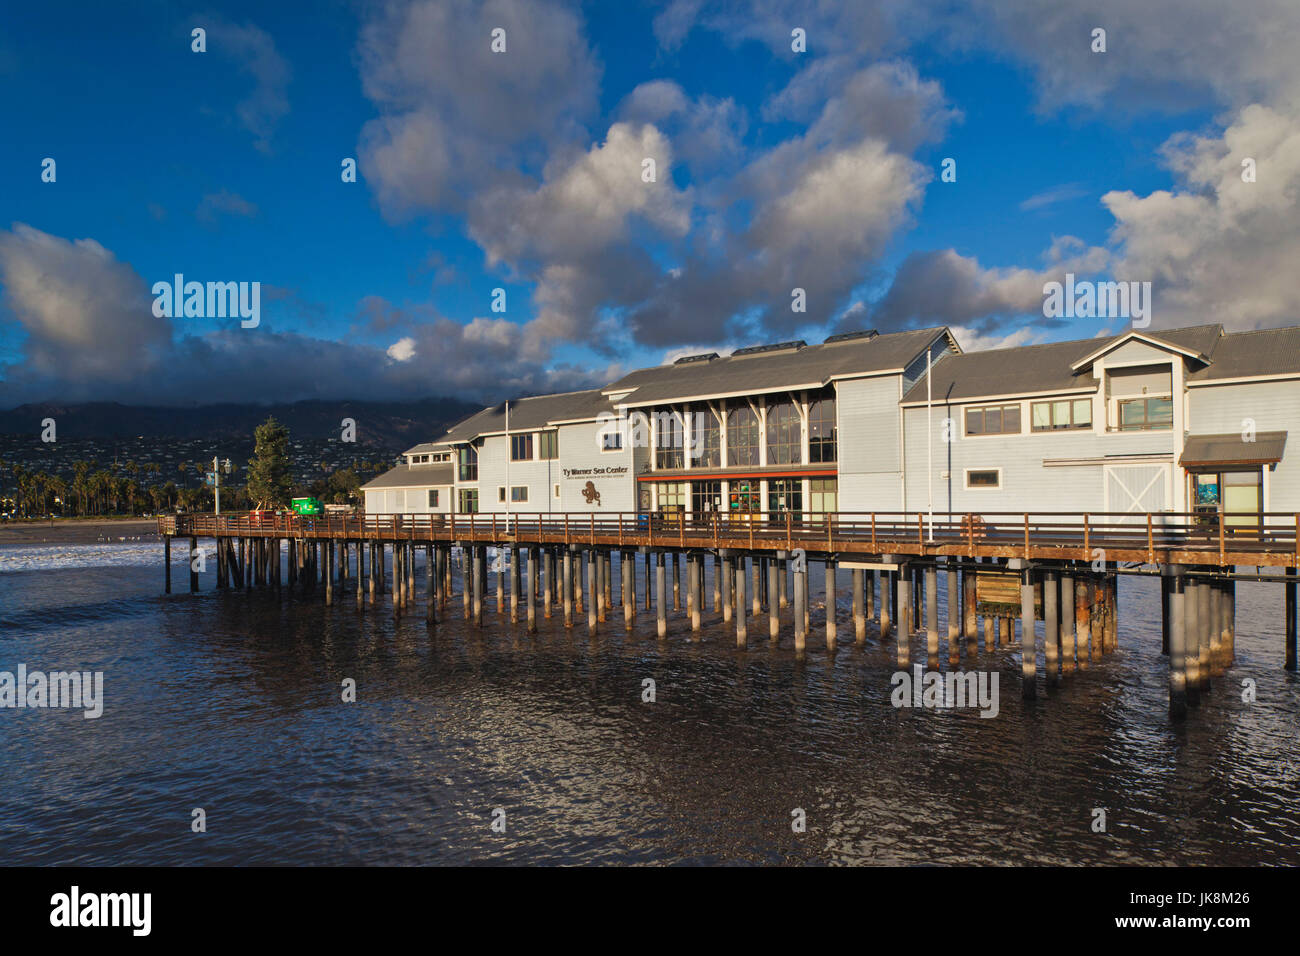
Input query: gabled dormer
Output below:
<box><xmin>1068</xmin><ymin>326</ymin><xmax>1220</xmax><ymax>433</ymax></box>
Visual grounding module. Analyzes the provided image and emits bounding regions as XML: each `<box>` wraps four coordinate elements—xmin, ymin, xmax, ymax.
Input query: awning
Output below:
<box><xmin>1179</xmin><ymin>431</ymin><xmax>1286</xmax><ymax>469</ymax></box>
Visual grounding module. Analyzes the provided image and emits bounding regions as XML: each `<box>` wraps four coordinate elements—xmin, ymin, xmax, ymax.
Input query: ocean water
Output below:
<box><xmin>0</xmin><ymin>541</ymin><xmax>1297</xmax><ymax>865</ymax></box>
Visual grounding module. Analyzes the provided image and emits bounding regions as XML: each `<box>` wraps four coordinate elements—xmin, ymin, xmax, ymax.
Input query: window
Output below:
<box><xmin>510</xmin><ymin>486</ymin><xmax>528</xmax><ymax>503</ymax></box>
<box><xmin>457</xmin><ymin>445</ymin><xmax>478</xmax><ymax>481</ymax></box>
<box><xmin>601</xmin><ymin>430</ymin><xmax>623</xmax><ymax>451</ymax></box>
<box><xmin>768</xmin><ymin>478</ymin><xmax>802</xmax><ymax>523</ymax></box>
<box><xmin>728</xmin><ymin>479</ymin><xmax>760</xmax><ymax>515</ymax></box>
<box><xmin>458</xmin><ymin>489</ymin><xmax>479</xmax><ymax>513</ymax></box>
<box><xmin>965</xmin><ymin>469</ymin><xmax>1001</xmax><ymax>489</ymax></box>
<box><xmin>657</xmin><ymin>481</ymin><xmax>686</xmax><ymax>514</ymax></box>
<box><xmin>965</xmin><ymin>404</ymin><xmax>1021</xmax><ymax>436</ymax></box>
<box><xmin>510</xmin><ymin>433</ymin><xmax>534</xmax><ymax>461</ymax></box>
<box><xmin>692</xmin><ymin>404</ymin><xmax>721</xmax><ymax>467</ymax></box>
<box><xmin>427</xmin><ymin>489</ymin><xmax>439</xmax><ymax>508</ymax></box>
<box><xmin>538</xmin><ymin>431</ymin><xmax>558</xmax><ymax>460</ymax></box>
<box><xmin>655</xmin><ymin>410</ymin><xmax>684</xmax><ymax>469</ymax></box>
<box><xmin>498</xmin><ymin>486</ymin><xmax>506</xmax><ymax>502</ymax></box>
<box><xmin>1118</xmin><ymin>397</ymin><xmax>1173</xmax><ymax>431</ymax></box>
<box><xmin>691</xmin><ymin>480</ymin><xmax>722</xmax><ymax>516</ymax></box>
<box><xmin>1031</xmin><ymin>398</ymin><xmax>1092</xmax><ymax>431</ymax></box>
<box><xmin>766</xmin><ymin>398</ymin><xmax>801</xmax><ymax>465</ymax></box>
<box><xmin>808</xmin><ymin>393</ymin><xmax>837</xmax><ymax>462</ymax></box>
<box><xmin>808</xmin><ymin>478</ymin><xmax>837</xmax><ymax>515</ymax></box>
<box><xmin>431</xmin><ymin>452</ymin><xmax>450</xmax><ymax>463</ymax></box>
<box><xmin>727</xmin><ymin>405</ymin><xmax>760</xmax><ymax>466</ymax></box>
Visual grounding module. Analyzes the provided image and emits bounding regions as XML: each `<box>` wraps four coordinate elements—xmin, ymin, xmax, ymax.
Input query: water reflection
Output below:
<box><xmin>0</xmin><ymin>552</ymin><xmax>1297</xmax><ymax>864</ymax></box>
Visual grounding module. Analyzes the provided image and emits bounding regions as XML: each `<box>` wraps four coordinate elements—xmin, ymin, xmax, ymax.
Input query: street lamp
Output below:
<box><xmin>210</xmin><ymin>456</ymin><xmax>233</xmax><ymax>514</ymax></box>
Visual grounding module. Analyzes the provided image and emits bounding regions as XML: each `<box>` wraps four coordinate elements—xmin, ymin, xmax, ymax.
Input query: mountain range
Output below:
<box><xmin>0</xmin><ymin>398</ymin><xmax>483</xmax><ymax>450</ymax></box>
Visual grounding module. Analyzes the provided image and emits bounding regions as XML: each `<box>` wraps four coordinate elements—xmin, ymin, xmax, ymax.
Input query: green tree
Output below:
<box><xmin>246</xmin><ymin>416</ymin><xmax>293</xmax><ymax>509</ymax></box>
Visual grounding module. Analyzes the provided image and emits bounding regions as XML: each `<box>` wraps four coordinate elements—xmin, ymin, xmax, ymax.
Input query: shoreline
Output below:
<box><xmin>0</xmin><ymin>518</ymin><xmax>161</xmax><ymax>547</ymax></box>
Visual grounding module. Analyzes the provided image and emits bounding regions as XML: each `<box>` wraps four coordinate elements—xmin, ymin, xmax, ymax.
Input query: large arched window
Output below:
<box><xmin>765</xmin><ymin>397</ymin><xmax>801</xmax><ymax>465</ymax></box>
<box><xmin>808</xmin><ymin>392</ymin><xmax>837</xmax><ymax>463</ymax></box>
<box><xmin>726</xmin><ymin>405</ymin><xmax>759</xmax><ymax>467</ymax></box>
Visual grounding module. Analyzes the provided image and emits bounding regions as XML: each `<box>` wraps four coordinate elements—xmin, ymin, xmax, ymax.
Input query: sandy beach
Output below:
<box><xmin>0</xmin><ymin>518</ymin><xmax>161</xmax><ymax>546</ymax></box>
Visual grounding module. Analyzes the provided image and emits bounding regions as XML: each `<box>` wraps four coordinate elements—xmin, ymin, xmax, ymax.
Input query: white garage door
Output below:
<box><xmin>1103</xmin><ymin>463</ymin><xmax>1170</xmax><ymax>522</ymax></box>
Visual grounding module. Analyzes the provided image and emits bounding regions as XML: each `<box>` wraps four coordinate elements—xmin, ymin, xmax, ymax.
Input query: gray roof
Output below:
<box><xmin>609</xmin><ymin>327</ymin><xmax>955</xmax><ymax>406</ymax></box>
<box><xmin>1146</xmin><ymin>324</ymin><xmax>1225</xmax><ymax>360</ymax></box>
<box><xmin>1188</xmin><ymin>327</ymin><xmax>1300</xmax><ymax>381</ymax></box>
<box><xmin>439</xmin><ymin>388</ymin><xmax>611</xmax><ymax>443</ymax></box>
<box><xmin>402</xmin><ymin>441</ymin><xmax>454</xmax><ymax>455</ymax></box>
<box><xmin>1180</xmin><ymin>431</ymin><xmax>1287</xmax><ymax>468</ymax></box>
<box><xmin>362</xmin><ymin>463</ymin><xmax>454</xmax><ymax>490</ymax></box>
<box><xmin>903</xmin><ymin>324</ymin><xmax>1240</xmax><ymax>404</ymax></box>
<box><xmin>903</xmin><ymin>337</ymin><xmax>1101</xmax><ymax>403</ymax></box>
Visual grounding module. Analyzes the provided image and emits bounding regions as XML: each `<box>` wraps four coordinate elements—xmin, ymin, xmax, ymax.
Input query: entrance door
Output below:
<box><xmin>1188</xmin><ymin>468</ymin><xmax>1262</xmax><ymax>532</ymax></box>
<box><xmin>1222</xmin><ymin>470</ymin><xmax>1262</xmax><ymax>529</ymax></box>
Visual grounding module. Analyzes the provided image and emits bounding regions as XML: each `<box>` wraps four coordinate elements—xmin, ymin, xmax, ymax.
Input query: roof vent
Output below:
<box><xmin>732</xmin><ymin>340</ymin><xmax>806</xmax><ymax>357</ymax></box>
<box><xmin>673</xmin><ymin>352</ymin><xmax>720</xmax><ymax>365</ymax></box>
<box><xmin>824</xmin><ymin>329</ymin><xmax>878</xmax><ymax>345</ymax></box>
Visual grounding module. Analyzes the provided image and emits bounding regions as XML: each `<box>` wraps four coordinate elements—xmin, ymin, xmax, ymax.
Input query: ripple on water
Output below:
<box><xmin>0</xmin><ymin>551</ymin><xmax>1298</xmax><ymax>864</ymax></box>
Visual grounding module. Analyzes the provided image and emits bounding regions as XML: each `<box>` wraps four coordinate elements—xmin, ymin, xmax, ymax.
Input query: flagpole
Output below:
<box><xmin>926</xmin><ymin>345</ymin><xmax>934</xmax><ymax>543</ymax></box>
<box><xmin>505</xmin><ymin>400</ymin><xmax>511</xmax><ymax>535</ymax></box>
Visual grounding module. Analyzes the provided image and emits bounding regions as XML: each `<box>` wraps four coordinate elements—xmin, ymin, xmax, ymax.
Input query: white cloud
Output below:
<box><xmin>0</xmin><ymin>224</ymin><xmax>169</xmax><ymax>385</ymax></box>
<box><xmin>386</xmin><ymin>336</ymin><xmax>417</xmax><ymax>362</ymax></box>
<box><xmin>356</xmin><ymin>0</ymin><xmax>600</xmax><ymax>219</ymax></box>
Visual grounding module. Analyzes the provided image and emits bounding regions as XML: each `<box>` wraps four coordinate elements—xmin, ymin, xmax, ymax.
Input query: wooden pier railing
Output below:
<box><xmin>158</xmin><ymin>510</ymin><xmax>1300</xmax><ymax>569</ymax></box>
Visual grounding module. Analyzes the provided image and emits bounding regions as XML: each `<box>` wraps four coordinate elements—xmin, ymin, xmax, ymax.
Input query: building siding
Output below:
<box><xmin>1188</xmin><ymin>379</ymin><xmax>1300</xmax><ymax>514</ymax></box>
<box><xmin>903</xmin><ymin>399</ymin><xmax>1176</xmax><ymax>515</ymax></box>
<box><xmin>836</xmin><ymin>375</ymin><xmax>903</xmax><ymax>511</ymax></box>
<box><xmin>556</xmin><ymin>420</ymin><xmax>636</xmax><ymax>512</ymax></box>
<box><xmin>363</xmin><ymin>483</ymin><xmax>451</xmax><ymax>515</ymax></box>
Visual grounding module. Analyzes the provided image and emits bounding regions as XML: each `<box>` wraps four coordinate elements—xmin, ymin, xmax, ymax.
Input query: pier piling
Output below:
<box><xmin>825</xmin><ymin>560</ymin><xmax>837</xmax><ymax>652</ymax></box>
<box><xmin>1020</xmin><ymin>566</ymin><xmax>1037</xmax><ymax>699</ymax></box>
<box><xmin>852</xmin><ymin>568</ymin><xmax>865</xmax><ymax>645</ymax></box>
<box><xmin>735</xmin><ymin>559</ymin><xmax>747</xmax><ymax>648</ymax></box>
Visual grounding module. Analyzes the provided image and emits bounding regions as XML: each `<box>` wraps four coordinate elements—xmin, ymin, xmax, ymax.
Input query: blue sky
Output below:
<box><xmin>1</xmin><ymin>0</ymin><xmax>1295</xmax><ymax>406</ymax></box>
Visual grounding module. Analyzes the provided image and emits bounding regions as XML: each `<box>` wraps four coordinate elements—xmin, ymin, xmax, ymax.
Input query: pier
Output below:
<box><xmin>159</xmin><ymin>509</ymin><xmax>1300</xmax><ymax>718</ymax></box>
